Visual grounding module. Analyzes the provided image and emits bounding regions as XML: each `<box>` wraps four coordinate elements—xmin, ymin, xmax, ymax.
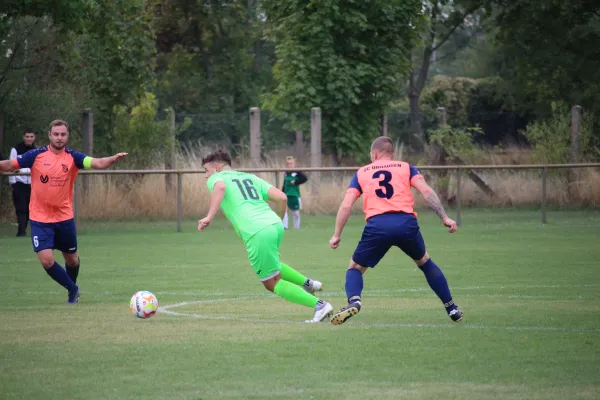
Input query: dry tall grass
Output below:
<box><xmin>73</xmin><ymin>145</ymin><xmax>600</xmax><ymax>221</ymax></box>
<box><xmin>1</xmin><ymin>145</ymin><xmax>597</xmax><ymax>222</ymax></box>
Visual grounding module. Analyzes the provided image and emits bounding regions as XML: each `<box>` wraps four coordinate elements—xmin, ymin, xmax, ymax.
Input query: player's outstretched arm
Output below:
<box><xmin>198</xmin><ymin>181</ymin><xmax>226</xmax><ymax>231</ymax></box>
<box><xmin>411</xmin><ymin>176</ymin><xmax>457</xmax><ymax>233</ymax></box>
<box><xmin>267</xmin><ymin>186</ymin><xmax>288</xmax><ymax>220</ymax></box>
<box><xmin>330</xmin><ymin>190</ymin><xmax>360</xmax><ymax>249</ymax></box>
<box><xmin>90</xmin><ymin>153</ymin><xmax>128</xmax><ymax>170</ymax></box>
<box><xmin>0</xmin><ymin>159</ymin><xmax>18</xmax><ymax>173</ymax></box>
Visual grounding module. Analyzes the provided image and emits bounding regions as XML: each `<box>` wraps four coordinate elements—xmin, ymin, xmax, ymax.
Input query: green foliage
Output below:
<box><xmin>112</xmin><ymin>93</ymin><xmax>190</xmax><ymax>167</ymax></box>
<box><xmin>522</xmin><ymin>102</ymin><xmax>597</xmax><ymax>164</ymax></box>
<box><xmin>261</xmin><ymin>0</ymin><xmax>423</xmax><ymax>160</ymax></box>
<box><xmin>151</xmin><ymin>0</ymin><xmax>274</xmax><ymax>147</ymax></box>
<box><xmin>484</xmin><ymin>0</ymin><xmax>600</xmax><ymax>115</ymax></box>
<box><xmin>421</xmin><ymin>75</ymin><xmax>478</xmax><ymax>128</ymax></box>
<box><xmin>0</xmin><ymin>0</ymin><xmax>88</xmax><ymax>35</ymax></box>
<box><xmin>65</xmin><ymin>0</ymin><xmax>156</xmax><ymax>110</ymax></box>
<box><xmin>0</xmin><ymin>1</ymin><xmax>156</xmax><ymax>158</ymax></box>
<box><xmin>428</xmin><ymin>124</ymin><xmax>482</xmax><ymax>160</ymax></box>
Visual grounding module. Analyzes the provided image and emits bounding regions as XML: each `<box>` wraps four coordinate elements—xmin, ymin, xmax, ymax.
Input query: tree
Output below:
<box><xmin>151</xmin><ymin>0</ymin><xmax>274</xmax><ymax>147</ymax></box>
<box><xmin>261</xmin><ymin>0</ymin><xmax>422</xmax><ymax>161</ymax></box>
<box><xmin>407</xmin><ymin>0</ymin><xmax>483</xmax><ymax>146</ymax></box>
<box><xmin>0</xmin><ymin>0</ymin><xmax>90</xmax><ymax>107</ymax></box>
<box><xmin>65</xmin><ymin>0</ymin><xmax>156</xmax><ymax>111</ymax></box>
<box><xmin>483</xmin><ymin>0</ymin><xmax>600</xmax><ymax>117</ymax></box>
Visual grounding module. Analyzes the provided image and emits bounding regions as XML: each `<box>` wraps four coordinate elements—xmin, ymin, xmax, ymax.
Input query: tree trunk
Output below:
<box><xmin>409</xmin><ymin>92</ymin><xmax>423</xmax><ymax>146</ymax></box>
<box><xmin>427</xmin><ymin>143</ymin><xmax>449</xmax><ymax>203</ymax></box>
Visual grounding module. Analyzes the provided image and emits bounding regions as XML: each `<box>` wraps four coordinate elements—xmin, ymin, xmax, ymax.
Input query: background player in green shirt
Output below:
<box><xmin>282</xmin><ymin>156</ymin><xmax>307</xmax><ymax>230</ymax></box>
<box><xmin>197</xmin><ymin>149</ymin><xmax>334</xmax><ymax>322</ymax></box>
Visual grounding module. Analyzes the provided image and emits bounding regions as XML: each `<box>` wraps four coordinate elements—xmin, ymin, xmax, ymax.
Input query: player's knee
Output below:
<box><xmin>64</xmin><ymin>253</ymin><xmax>79</xmax><ymax>267</ymax></box>
<box><xmin>38</xmin><ymin>254</ymin><xmax>55</xmax><ymax>269</ymax></box>
<box><xmin>261</xmin><ymin>273</ymin><xmax>281</xmax><ymax>292</ymax></box>
<box><xmin>348</xmin><ymin>259</ymin><xmax>368</xmax><ymax>274</ymax></box>
<box><xmin>414</xmin><ymin>252</ymin><xmax>430</xmax><ymax>267</ymax></box>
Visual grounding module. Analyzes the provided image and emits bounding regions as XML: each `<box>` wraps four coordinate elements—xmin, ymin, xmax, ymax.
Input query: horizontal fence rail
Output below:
<box><xmin>4</xmin><ymin>163</ymin><xmax>600</xmax><ymax>176</ymax></box>
<box><xmin>3</xmin><ymin>163</ymin><xmax>600</xmax><ymax>232</ymax></box>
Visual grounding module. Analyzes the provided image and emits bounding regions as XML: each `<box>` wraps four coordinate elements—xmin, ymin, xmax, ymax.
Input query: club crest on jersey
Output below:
<box><xmin>40</xmin><ymin>175</ymin><xmax>49</xmax><ymax>184</ymax></box>
<box><xmin>61</xmin><ymin>164</ymin><xmax>69</xmax><ymax>173</ymax></box>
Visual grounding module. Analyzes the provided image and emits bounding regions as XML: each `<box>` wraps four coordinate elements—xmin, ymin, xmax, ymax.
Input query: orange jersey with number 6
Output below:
<box><xmin>347</xmin><ymin>160</ymin><xmax>423</xmax><ymax>220</ymax></box>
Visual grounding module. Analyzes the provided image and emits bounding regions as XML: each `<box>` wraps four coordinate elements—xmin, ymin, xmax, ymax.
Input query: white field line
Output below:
<box><xmin>159</xmin><ymin>297</ymin><xmax>600</xmax><ymax>334</ymax></box>
<box><xmin>2</xmin><ymin>283</ymin><xmax>598</xmax><ymax>298</ymax></box>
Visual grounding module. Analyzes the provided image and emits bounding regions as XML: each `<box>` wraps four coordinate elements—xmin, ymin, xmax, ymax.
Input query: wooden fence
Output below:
<box><xmin>4</xmin><ymin>163</ymin><xmax>597</xmax><ymax>232</ymax></box>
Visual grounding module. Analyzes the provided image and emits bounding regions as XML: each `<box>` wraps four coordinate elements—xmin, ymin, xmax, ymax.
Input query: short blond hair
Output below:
<box><xmin>49</xmin><ymin>119</ymin><xmax>69</xmax><ymax>131</ymax></box>
<box><xmin>286</xmin><ymin>156</ymin><xmax>295</xmax><ymax>161</ymax></box>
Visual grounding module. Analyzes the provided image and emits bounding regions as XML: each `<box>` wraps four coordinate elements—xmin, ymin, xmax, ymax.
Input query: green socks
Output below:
<box><xmin>280</xmin><ymin>262</ymin><xmax>308</xmax><ymax>286</ymax></box>
<box><xmin>274</xmin><ymin>280</ymin><xmax>318</xmax><ymax>308</ymax></box>
<box><xmin>275</xmin><ymin>263</ymin><xmax>317</xmax><ymax>308</ymax></box>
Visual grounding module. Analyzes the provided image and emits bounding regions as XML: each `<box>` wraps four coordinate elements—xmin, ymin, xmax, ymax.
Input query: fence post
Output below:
<box><xmin>275</xmin><ymin>171</ymin><xmax>280</xmax><ymax>189</ymax></box>
<box><xmin>456</xmin><ymin>168</ymin><xmax>462</xmax><ymax>227</ymax></box>
<box><xmin>431</xmin><ymin>107</ymin><xmax>449</xmax><ymax>203</ymax></box>
<box><xmin>249</xmin><ymin>107</ymin><xmax>261</xmax><ymax>167</ymax></box>
<box><xmin>541</xmin><ymin>167</ymin><xmax>547</xmax><ymax>224</ymax></box>
<box><xmin>295</xmin><ymin>130</ymin><xmax>304</xmax><ymax>157</ymax></box>
<box><xmin>165</xmin><ymin>107</ymin><xmax>176</xmax><ymax>193</ymax></box>
<box><xmin>177</xmin><ymin>172</ymin><xmax>182</xmax><ymax>232</ymax></box>
<box><xmin>381</xmin><ymin>114</ymin><xmax>388</xmax><ymax>137</ymax></box>
<box><xmin>437</xmin><ymin>107</ymin><xmax>447</xmax><ymax>125</ymax></box>
<box><xmin>310</xmin><ymin>107</ymin><xmax>322</xmax><ymax>195</ymax></box>
<box><xmin>568</xmin><ymin>105</ymin><xmax>581</xmax><ymax>198</ymax></box>
<box><xmin>82</xmin><ymin>110</ymin><xmax>93</xmax><ymax>193</ymax></box>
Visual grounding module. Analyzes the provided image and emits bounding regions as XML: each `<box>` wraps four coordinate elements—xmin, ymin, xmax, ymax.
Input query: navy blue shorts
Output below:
<box><xmin>30</xmin><ymin>219</ymin><xmax>78</xmax><ymax>254</ymax></box>
<box><xmin>352</xmin><ymin>212</ymin><xmax>426</xmax><ymax>268</ymax></box>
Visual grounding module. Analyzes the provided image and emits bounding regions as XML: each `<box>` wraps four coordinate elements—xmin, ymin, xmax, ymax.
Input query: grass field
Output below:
<box><xmin>1</xmin><ymin>209</ymin><xmax>599</xmax><ymax>400</ymax></box>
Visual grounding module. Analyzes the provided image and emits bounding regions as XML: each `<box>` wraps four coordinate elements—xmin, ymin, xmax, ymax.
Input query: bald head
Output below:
<box><xmin>370</xmin><ymin>136</ymin><xmax>394</xmax><ymax>161</ymax></box>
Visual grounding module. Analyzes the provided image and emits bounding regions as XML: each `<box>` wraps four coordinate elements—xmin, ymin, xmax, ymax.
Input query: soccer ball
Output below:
<box><xmin>130</xmin><ymin>291</ymin><xmax>159</xmax><ymax>319</ymax></box>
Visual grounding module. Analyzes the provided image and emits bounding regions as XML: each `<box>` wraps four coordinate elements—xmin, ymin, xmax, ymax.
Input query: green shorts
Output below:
<box><xmin>245</xmin><ymin>222</ymin><xmax>284</xmax><ymax>281</ymax></box>
<box><xmin>287</xmin><ymin>196</ymin><xmax>301</xmax><ymax>211</ymax></box>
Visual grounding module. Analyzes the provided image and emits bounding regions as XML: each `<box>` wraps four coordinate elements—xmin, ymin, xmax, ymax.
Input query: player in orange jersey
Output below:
<box><xmin>0</xmin><ymin>120</ymin><xmax>127</xmax><ymax>303</ymax></box>
<box><xmin>328</xmin><ymin>136</ymin><xmax>463</xmax><ymax>325</ymax></box>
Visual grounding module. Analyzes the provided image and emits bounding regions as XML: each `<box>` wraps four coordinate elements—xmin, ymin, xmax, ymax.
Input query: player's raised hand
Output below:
<box><xmin>197</xmin><ymin>217</ymin><xmax>211</xmax><ymax>232</ymax></box>
<box><xmin>442</xmin><ymin>217</ymin><xmax>457</xmax><ymax>233</ymax></box>
<box><xmin>112</xmin><ymin>153</ymin><xmax>128</xmax><ymax>162</ymax></box>
<box><xmin>329</xmin><ymin>235</ymin><xmax>341</xmax><ymax>249</ymax></box>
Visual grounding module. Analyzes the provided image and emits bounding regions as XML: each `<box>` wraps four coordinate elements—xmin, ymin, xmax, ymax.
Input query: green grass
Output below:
<box><xmin>1</xmin><ymin>209</ymin><xmax>599</xmax><ymax>400</ymax></box>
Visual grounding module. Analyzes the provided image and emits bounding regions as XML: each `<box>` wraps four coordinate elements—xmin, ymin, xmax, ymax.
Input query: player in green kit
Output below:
<box><xmin>282</xmin><ymin>156</ymin><xmax>307</xmax><ymax>230</ymax></box>
<box><xmin>197</xmin><ymin>149</ymin><xmax>334</xmax><ymax>322</ymax></box>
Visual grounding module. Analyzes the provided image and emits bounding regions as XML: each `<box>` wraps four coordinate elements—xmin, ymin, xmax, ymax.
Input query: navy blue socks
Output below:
<box><xmin>345</xmin><ymin>269</ymin><xmax>364</xmax><ymax>304</ymax></box>
<box><xmin>419</xmin><ymin>258</ymin><xmax>456</xmax><ymax>312</ymax></box>
<box><xmin>66</xmin><ymin>258</ymin><xmax>80</xmax><ymax>284</ymax></box>
<box><xmin>45</xmin><ymin>262</ymin><xmax>77</xmax><ymax>292</ymax></box>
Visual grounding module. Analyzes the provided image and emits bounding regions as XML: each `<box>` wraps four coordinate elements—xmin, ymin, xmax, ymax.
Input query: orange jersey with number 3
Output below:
<box><xmin>348</xmin><ymin>160</ymin><xmax>423</xmax><ymax>220</ymax></box>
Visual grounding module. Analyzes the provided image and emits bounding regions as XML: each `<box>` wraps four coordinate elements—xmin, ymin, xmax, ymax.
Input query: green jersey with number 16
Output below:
<box><xmin>207</xmin><ymin>170</ymin><xmax>281</xmax><ymax>243</ymax></box>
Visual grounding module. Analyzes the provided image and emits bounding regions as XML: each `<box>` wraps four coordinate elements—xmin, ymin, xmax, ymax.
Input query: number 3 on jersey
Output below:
<box><xmin>232</xmin><ymin>179</ymin><xmax>260</xmax><ymax>200</ymax></box>
<box><xmin>373</xmin><ymin>170</ymin><xmax>394</xmax><ymax>199</ymax></box>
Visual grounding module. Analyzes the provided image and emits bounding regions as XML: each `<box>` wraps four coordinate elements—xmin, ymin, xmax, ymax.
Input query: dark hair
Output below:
<box><xmin>23</xmin><ymin>128</ymin><xmax>36</xmax><ymax>135</ymax></box>
<box><xmin>201</xmin><ymin>149</ymin><xmax>232</xmax><ymax>167</ymax></box>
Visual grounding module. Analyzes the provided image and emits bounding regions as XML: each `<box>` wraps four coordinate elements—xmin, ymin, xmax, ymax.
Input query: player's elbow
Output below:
<box><xmin>0</xmin><ymin>160</ymin><xmax>16</xmax><ymax>173</ymax></box>
<box><xmin>276</xmin><ymin>192</ymin><xmax>288</xmax><ymax>203</ymax></box>
<box><xmin>214</xmin><ymin>181</ymin><xmax>226</xmax><ymax>193</ymax></box>
<box><xmin>338</xmin><ymin>201</ymin><xmax>353</xmax><ymax>213</ymax></box>
<box><xmin>268</xmin><ymin>187</ymin><xmax>287</xmax><ymax>203</ymax></box>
